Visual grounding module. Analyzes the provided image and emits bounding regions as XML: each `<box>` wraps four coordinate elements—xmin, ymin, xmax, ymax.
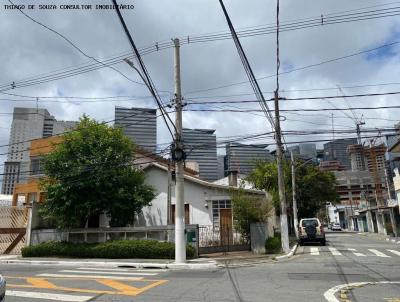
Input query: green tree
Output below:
<box><xmin>247</xmin><ymin>160</ymin><xmax>338</xmax><ymax>218</ymax></box>
<box><xmin>230</xmin><ymin>185</ymin><xmax>272</xmax><ymax>243</ymax></box>
<box><xmin>40</xmin><ymin>116</ymin><xmax>155</xmax><ymax>228</ymax></box>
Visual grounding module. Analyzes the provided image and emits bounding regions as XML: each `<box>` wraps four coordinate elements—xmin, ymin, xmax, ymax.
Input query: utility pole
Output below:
<box><xmin>173</xmin><ymin>38</ymin><xmax>186</xmax><ymax>263</ymax></box>
<box><xmin>275</xmin><ymin>91</ymin><xmax>290</xmax><ymax>253</ymax></box>
<box><xmin>167</xmin><ymin>159</ymin><xmax>172</xmax><ymax>225</ymax></box>
<box><xmin>274</xmin><ymin>0</ymin><xmax>289</xmax><ymax>254</ymax></box>
<box><xmin>290</xmin><ymin>151</ymin><xmax>299</xmax><ymax>239</ymax></box>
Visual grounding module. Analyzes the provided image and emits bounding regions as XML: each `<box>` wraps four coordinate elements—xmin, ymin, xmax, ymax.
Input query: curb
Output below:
<box><xmin>275</xmin><ymin>243</ymin><xmax>298</xmax><ymax>261</ymax></box>
<box><xmin>359</xmin><ymin>232</ymin><xmax>400</xmax><ymax>244</ymax></box>
<box><xmin>0</xmin><ymin>259</ymin><xmax>217</xmax><ymax>270</ymax></box>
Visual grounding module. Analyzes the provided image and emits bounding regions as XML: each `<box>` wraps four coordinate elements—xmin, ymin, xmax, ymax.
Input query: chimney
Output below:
<box><xmin>228</xmin><ymin>170</ymin><xmax>238</xmax><ymax>187</ymax></box>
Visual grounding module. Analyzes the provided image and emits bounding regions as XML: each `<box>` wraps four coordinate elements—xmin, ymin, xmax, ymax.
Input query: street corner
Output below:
<box><xmin>324</xmin><ymin>281</ymin><xmax>400</xmax><ymax>302</ymax></box>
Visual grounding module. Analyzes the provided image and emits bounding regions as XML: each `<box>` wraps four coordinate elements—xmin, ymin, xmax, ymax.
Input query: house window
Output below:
<box><xmin>212</xmin><ymin>200</ymin><xmax>231</xmax><ymax>228</ymax></box>
<box><xmin>31</xmin><ymin>157</ymin><xmax>44</xmax><ymax>175</ymax></box>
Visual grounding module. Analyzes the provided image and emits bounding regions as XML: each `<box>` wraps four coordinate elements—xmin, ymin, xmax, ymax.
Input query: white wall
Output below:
<box><xmin>137</xmin><ymin>166</ymin><xmax>264</xmax><ymax>227</ymax></box>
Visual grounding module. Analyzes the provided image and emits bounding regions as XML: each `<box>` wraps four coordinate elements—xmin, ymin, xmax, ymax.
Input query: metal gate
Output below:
<box><xmin>198</xmin><ymin>225</ymin><xmax>250</xmax><ymax>254</ymax></box>
<box><xmin>0</xmin><ymin>206</ymin><xmax>28</xmax><ymax>254</ymax></box>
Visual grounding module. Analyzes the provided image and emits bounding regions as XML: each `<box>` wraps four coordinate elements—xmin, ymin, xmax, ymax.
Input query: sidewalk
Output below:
<box><xmin>202</xmin><ymin>250</ymin><xmax>277</xmax><ymax>266</ymax></box>
<box><xmin>0</xmin><ymin>255</ymin><xmax>218</xmax><ymax>270</ymax></box>
<box><xmin>358</xmin><ymin>231</ymin><xmax>400</xmax><ymax>244</ymax></box>
<box><xmin>0</xmin><ymin>249</ymin><xmax>295</xmax><ymax>269</ymax></box>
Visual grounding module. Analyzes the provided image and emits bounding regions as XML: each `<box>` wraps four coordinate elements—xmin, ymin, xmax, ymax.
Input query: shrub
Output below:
<box><xmin>265</xmin><ymin>234</ymin><xmax>282</xmax><ymax>254</ymax></box>
<box><xmin>22</xmin><ymin>240</ymin><xmax>196</xmax><ymax>259</ymax></box>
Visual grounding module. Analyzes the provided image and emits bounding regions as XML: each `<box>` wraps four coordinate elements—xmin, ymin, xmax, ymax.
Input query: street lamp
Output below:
<box><xmin>291</xmin><ymin>151</ymin><xmax>314</xmax><ymax>239</ymax></box>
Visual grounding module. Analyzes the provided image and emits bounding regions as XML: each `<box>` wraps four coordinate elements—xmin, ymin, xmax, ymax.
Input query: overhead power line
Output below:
<box><xmin>184</xmin><ymin>90</ymin><xmax>400</xmax><ymax>105</ymax></box>
<box><xmin>6</xmin><ymin>0</ymin><xmax>146</xmax><ymax>91</ymax></box>
<box><xmin>182</xmin><ymin>105</ymin><xmax>400</xmax><ymax>113</ymax></box>
<box><xmin>218</xmin><ymin>0</ymin><xmax>275</xmax><ymax>132</ymax></box>
<box><xmin>111</xmin><ymin>0</ymin><xmax>176</xmax><ymax>140</ymax></box>
<box><xmin>1</xmin><ymin>4</ymin><xmax>399</xmax><ymax>93</ymax></box>
<box><xmin>185</xmin><ymin>40</ymin><xmax>400</xmax><ymax>95</ymax></box>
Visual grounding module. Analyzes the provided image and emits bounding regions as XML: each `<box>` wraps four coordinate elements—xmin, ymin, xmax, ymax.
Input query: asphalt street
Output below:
<box><xmin>1</xmin><ymin>232</ymin><xmax>400</xmax><ymax>301</ymax></box>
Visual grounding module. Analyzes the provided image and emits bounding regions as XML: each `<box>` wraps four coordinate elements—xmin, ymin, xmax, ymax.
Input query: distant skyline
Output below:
<box><xmin>1</xmin><ymin>0</ymin><xmax>400</xmax><ymax>183</ymax></box>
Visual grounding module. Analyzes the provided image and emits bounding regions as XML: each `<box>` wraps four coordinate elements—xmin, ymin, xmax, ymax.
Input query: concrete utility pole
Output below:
<box><xmin>274</xmin><ymin>0</ymin><xmax>290</xmax><ymax>254</ymax></box>
<box><xmin>173</xmin><ymin>38</ymin><xmax>186</xmax><ymax>263</ymax></box>
<box><xmin>290</xmin><ymin>151</ymin><xmax>299</xmax><ymax>239</ymax></box>
<box><xmin>167</xmin><ymin>159</ymin><xmax>172</xmax><ymax>225</ymax></box>
<box><xmin>274</xmin><ymin>91</ymin><xmax>290</xmax><ymax>253</ymax></box>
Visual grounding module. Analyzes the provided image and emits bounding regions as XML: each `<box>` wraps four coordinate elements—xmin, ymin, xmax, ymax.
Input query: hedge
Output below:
<box><xmin>265</xmin><ymin>234</ymin><xmax>282</xmax><ymax>254</ymax></box>
<box><xmin>22</xmin><ymin>240</ymin><xmax>196</xmax><ymax>259</ymax></box>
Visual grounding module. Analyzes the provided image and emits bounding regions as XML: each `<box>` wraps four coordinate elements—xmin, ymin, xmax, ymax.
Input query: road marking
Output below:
<box><xmin>27</xmin><ymin>277</ymin><xmax>57</xmax><ymax>289</ymax></box>
<box><xmin>324</xmin><ymin>281</ymin><xmax>400</xmax><ymax>302</ymax></box>
<box><xmin>76</xmin><ymin>267</ymin><xmax>167</xmax><ymax>272</ymax></box>
<box><xmin>387</xmin><ymin>249</ymin><xmax>400</xmax><ymax>256</ymax></box>
<box><xmin>368</xmin><ymin>249</ymin><xmax>391</xmax><ymax>258</ymax></box>
<box><xmin>6</xmin><ymin>276</ymin><xmax>169</xmax><ymax>297</ymax></box>
<box><xmin>6</xmin><ymin>290</ymin><xmax>92</xmax><ymax>301</ymax></box>
<box><xmin>96</xmin><ymin>279</ymin><xmax>140</xmax><ymax>295</ymax></box>
<box><xmin>60</xmin><ymin>270</ymin><xmax>158</xmax><ymax>276</ymax></box>
<box><xmin>37</xmin><ymin>273</ymin><xmax>144</xmax><ymax>281</ymax></box>
<box><xmin>310</xmin><ymin>247</ymin><xmax>320</xmax><ymax>255</ymax></box>
<box><xmin>328</xmin><ymin>247</ymin><xmax>342</xmax><ymax>256</ymax></box>
<box><xmin>348</xmin><ymin>248</ymin><xmax>365</xmax><ymax>257</ymax></box>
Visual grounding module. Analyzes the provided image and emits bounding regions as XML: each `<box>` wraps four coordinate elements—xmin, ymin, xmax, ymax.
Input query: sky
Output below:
<box><xmin>1</xmin><ymin>0</ymin><xmax>400</xmax><ymax>178</ymax></box>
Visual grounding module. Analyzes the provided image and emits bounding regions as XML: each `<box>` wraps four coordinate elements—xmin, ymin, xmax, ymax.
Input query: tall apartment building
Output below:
<box><xmin>182</xmin><ymin>128</ymin><xmax>218</xmax><ymax>181</ymax></box>
<box><xmin>323</xmin><ymin>138</ymin><xmax>357</xmax><ymax>170</ymax></box>
<box><xmin>1</xmin><ymin>108</ymin><xmax>76</xmax><ymax>195</ymax></box>
<box><xmin>114</xmin><ymin>106</ymin><xmax>157</xmax><ymax>153</ymax></box>
<box><xmin>225</xmin><ymin>142</ymin><xmax>273</xmax><ymax>175</ymax></box>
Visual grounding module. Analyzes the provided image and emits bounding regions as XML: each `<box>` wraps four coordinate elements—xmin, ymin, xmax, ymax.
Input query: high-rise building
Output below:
<box><xmin>1</xmin><ymin>107</ymin><xmax>76</xmax><ymax>194</ymax></box>
<box><xmin>288</xmin><ymin>143</ymin><xmax>317</xmax><ymax>162</ymax></box>
<box><xmin>299</xmin><ymin>143</ymin><xmax>317</xmax><ymax>159</ymax></box>
<box><xmin>182</xmin><ymin>128</ymin><xmax>218</xmax><ymax>181</ymax></box>
<box><xmin>225</xmin><ymin>142</ymin><xmax>273</xmax><ymax>175</ymax></box>
<box><xmin>323</xmin><ymin>138</ymin><xmax>357</xmax><ymax>170</ymax></box>
<box><xmin>114</xmin><ymin>106</ymin><xmax>157</xmax><ymax>152</ymax></box>
<box><xmin>217</xmin><ymin>155</ymin><xmax>225</xmax><ymax>180</ymax></box>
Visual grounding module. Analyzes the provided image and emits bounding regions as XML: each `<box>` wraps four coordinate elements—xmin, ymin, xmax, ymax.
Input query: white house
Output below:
<box><xmin>136</xmin><ymin>163</ymin><xmax>268</xmax><ymax>228</ymax></box>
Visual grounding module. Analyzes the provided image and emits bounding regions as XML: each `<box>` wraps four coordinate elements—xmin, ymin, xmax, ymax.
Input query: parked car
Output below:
<box><xmin>298</xmin><ymin>218</ymin><xmax>326</xmax><ymax>246</ymax></box>
<box><xmin>0</xmin><ymin>274</ymin><xmax>5</xmax><ymax>302</ymax></box>
<box><xmin>331</xmin><ymin>223</ymin><xmax>342</xmax><ymax>231</ymax></box>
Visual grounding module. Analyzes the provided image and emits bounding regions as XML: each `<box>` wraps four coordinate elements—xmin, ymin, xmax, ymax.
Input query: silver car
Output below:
<box><xmin>0</xmin><ymin>274</ymin><xmax>5</xmax><ymax>302</ymax></box>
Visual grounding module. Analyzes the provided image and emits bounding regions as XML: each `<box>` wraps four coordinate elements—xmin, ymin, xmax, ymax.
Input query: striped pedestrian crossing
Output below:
<box><xmin>298</xmin><ymin>246</ymin><xmax>400</xmax><ymax>258</ymax></box>
<box><xmin>348</xmin><ymin>248</ymin><xmax>366</xmax><ymax>257</ymax></box>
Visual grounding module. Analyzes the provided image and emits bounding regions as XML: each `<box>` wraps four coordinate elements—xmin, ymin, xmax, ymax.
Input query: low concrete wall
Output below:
<box><xmin>31</xmin><ymin>229</ymin><xmax>67</xmax><ymax>245</ymax></box>
<box><xmin>31</xmin><ymin>224</ymin><xmax>200</xmax><ymax>257</ymax></box>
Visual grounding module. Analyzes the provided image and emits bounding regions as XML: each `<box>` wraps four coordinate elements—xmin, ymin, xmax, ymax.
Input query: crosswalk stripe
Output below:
<box><xmin>76</xmin><ymin>267</ymin><xmax>166</xmax><ymax>272</ymax></box>
<box><xmin>387</xmin><ymin>249</ymin><xmax>400</xmax><ymax>256</ymax></box>
<box><xmin>348</xmin><ymin>248</ymin><xmax>366</xmax><ymax>257</ymax></box>
<box><xmin>310</xmin><ymin>247</ymin><xmax>319</xmax><ymax>255</ymax></box>
<box><xmin>60</xmin><ymin>270</ymin><xmax>157</xmax><ymax>276</ymax></box>
<box><xmin>6</xmin><ymin>290</ymin><xmax>92</xmax><ymax>301</ymax></box>
<box><xmin>37</xmin><ymin>273</ymin><xmax>144</xmax><ymax>281</ymax></box>
<box><xmin>328</xmin><ymin>247</ymin><xmax>342</xmax><ymax>256</ymax></box>
<box><xmin>368</xmin><ymin>249</ymin><xmax>391</xmax><ymax>257</ymax></box>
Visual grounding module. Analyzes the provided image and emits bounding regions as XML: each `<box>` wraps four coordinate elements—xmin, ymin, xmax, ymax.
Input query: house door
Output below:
<box><xmin>220</xmin><ymin>208</ymin><xmax>232</xmax><ymax>246</ymax></box>
<box><xmin>171</xmin><ymin>204</ymin><xmax>190</xmax><ymax>224</ymax></box>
